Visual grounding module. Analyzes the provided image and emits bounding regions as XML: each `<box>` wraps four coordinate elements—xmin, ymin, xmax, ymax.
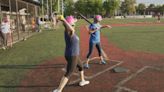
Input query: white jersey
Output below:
<box><xmin>1</xmin><ymin>22</ymin><xmax>10</xmax><ymax>33</ymax></box>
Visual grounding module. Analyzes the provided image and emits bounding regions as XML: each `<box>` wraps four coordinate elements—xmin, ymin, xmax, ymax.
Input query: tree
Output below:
<box><xmin>52</xmin><ymin>0</ymin><xmax>59</xmax><ymax>12</ymax></box>
<box><xmin>128</xmin><ymin>0</ymin><xmax>136</xmax><ymax>15</ymax></box>
<box><xmin>39</xmin><ymin>0</ymin><xmax>59</xmax><ymax>15</ymax></box>
<box><xmin>155</xmin><ymin>5</ymin><xmax>163</xmax><ymax>14</ymax></box>
<box><xmin>148</xmin><ymin>4</ymin><xmax>155</xmax><ymax>9</ymax></box>
<box><xmin>64</xmin><ymin>0</ymin><xmax>75</xmax><ymax>15</ymax></box>
<box><xmin>147</xmin><ymin>4</ymin><xmax>155</xmax><ymax>15</ymax></box>
<box><xmin>136</xmin><ymin>3</ymin><xmax>146</xmax><ymax>15</ymax></box>
<box><xmin>74</xmin><ymin>0</ymin><xmax>103</xmax><ymax>18</ymax></box>
<box><xmin>85</xmin><ymin>0</ymin><xmax>95</xmax><ymax>17</ymax></box>
<box><xmin>121</xmin><ymin>0</ymin><xmax>136</xmax><ymax>15</ymax></box>
<box><xmin>85</xmin><ymin>0</ymin><xmax>104</xmax><ymax>17</ymax></box>
<box><xmin>74</xmin><ymin>0</ymin><xmax>86</xmax><ymax>16</ymax></box>
<box><xmin>120</xmin><ymin>1</ymin><xmax>127</xmax><ymax>16</ymax></box>
<box><xmin>103</xmin><ymin>0</ymin><xmax>120</xmax><ymax>17</ymax></box>
<box><xmin>161</xmin><ymin>5</ymin><xmax>164</xmax><ymax>15</ymax></box>
<box><xmin>94</xmin><ymin>0</ymin><xmax>103</xmax><ymax>15</ymax></box>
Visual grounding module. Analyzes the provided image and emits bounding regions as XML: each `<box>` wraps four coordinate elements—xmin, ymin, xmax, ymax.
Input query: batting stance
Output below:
<box><xmin>53</xmin><ymin>15</ymin><xmax>89</xmax><ymax>92</ymax></box>
<box><xmin>84</xmin><ymin>15</ymin><xmax>112</xmax><ymax>69</ymax></box>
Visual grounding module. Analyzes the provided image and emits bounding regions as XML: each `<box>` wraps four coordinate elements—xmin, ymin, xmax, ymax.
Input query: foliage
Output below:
<box><xmin>74</xmin><ymin>0</ymin><xmax>103</xmax><ymax>17</ymax></box>
<box><xmin>64</xmin><ymin>0</ymin><xmax>75</xmax><ymax>15</ymax></box>
<box><xmin>121</xmin><ymin>0</ymin><xmax>136</xmax><ymax>15</ymax></box>
<box><xmin>0</xmin><ymin>28</ymin><xmax>65</xmax><ymax>92</ymax></box>
<box><xmin>39</xmin><ymin>0</ymin><xmax>164</xmax><ymax>17</ymax></box>
<box><xmin>103</xmin><ymin>0</ymin><xmax>120</xmax><ymax>17</ymax></box>
<box><xmin>148</xmin><ymin>4</ymin><xmax>155</xmax><ymax>9</ymax></box>
<box><xmin>136</xmin><ymin>3</ymin><xmax>146</xmax><ymax>15</ymax></box>
<box><xmin>101</xmin><ymin>19</ymin><xmax>164</xmax><ymax>53</ymax></box>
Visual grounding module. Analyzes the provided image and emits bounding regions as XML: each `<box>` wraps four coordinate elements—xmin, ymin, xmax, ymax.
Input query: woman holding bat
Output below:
<box><xmin>84</xmin><ymin>15</ymin><xmax>112</xmax><ymax>69</ymax></box>
<box><xmin>53</xmin><ymin>15</ymin><xmax>89</xmax><ymax>92</ymax></box>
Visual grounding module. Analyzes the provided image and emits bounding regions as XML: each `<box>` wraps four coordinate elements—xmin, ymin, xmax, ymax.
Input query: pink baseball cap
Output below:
<box><xmin>66</xmin><ymin>16</ymin><xmax>77</xmax><ymax>25</ymax></box>
<box><xmin>95</xmin><ymin>15</ymin><xmax>102</xmax><ymax>21</ymax></box>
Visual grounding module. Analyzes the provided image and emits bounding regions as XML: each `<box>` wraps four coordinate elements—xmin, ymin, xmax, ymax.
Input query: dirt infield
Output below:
<box><xmin>17</xmin><ymin>24</ymin><xmax>164</xmax><ymax>92</ymax></box>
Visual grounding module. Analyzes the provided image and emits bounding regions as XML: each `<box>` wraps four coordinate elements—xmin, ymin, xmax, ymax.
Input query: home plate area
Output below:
<box><xmin>61</xmin><ymin>59</ymin><xmax>124</xmax><ymax>85</ymax></box>
<box><xmin>115</xmin><ymin>66</ymin><xmax>164</xmax><ymax>92</ymax></box>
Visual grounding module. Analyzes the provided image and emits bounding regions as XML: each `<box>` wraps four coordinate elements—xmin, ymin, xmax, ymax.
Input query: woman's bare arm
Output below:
<box><xmin>100</xmin><ymin>25</ymin><xmax>112</xmax><ymax>29</ymax></box>
<box><xmin>58</xmin><ymin>15</ymin><xmax>75</xmax><ymax>35</ymax></box>
<box><xmin>62</xmin><ymin>19</ymin><xmax>75</xmax><ymax>34</ymax></box>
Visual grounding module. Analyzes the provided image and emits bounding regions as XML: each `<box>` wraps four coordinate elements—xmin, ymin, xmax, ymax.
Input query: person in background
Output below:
<box><xmin>31</xmin><ymin>17</ymin><xmax>36</xmax><ymax>32</ymax></box>
<box><xmin>21</xmin><ymin>16</ymin><xmax>26</xmax><ymax>32</ymax></box>
<box><xmin>157</xmin><ymin>12</ymin><xmax>161</xmax><ymax>23</ymax></box>
<box><xmin>0</xmin><ymin>16</ymin><xmax>12</xmax><ymax>49</ymax></box>
<box><xmin>52</xmin><ymin>13</ymin><xmax>57</xmax><ymax>27</ymax></box>
<box><xmin>36</xmin><ymin>17</ymin><xmax>42</xmax><ymax>32</ymax></box>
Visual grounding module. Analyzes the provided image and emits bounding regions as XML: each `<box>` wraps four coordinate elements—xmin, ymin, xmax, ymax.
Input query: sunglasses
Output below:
<box><xmin>71</xmin><ymin>24</ymin><xmax>75</xmax><ymax>26</ymax></box>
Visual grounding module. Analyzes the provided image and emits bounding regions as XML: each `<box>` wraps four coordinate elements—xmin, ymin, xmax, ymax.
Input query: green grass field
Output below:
<box><xmin>0</xmin><ymin>18</ymin><xmax>164</xmax><ymax>92</ymax></box>
<box><xmin>81</xmin><ymin>17</ymin><xmax>164</xmax><ymax>24</ymax></box>
<box><xmin>99</xmin><ymin>18</ymin><xmax>164</xmax><ymax>54</ymax></box>
<box><xmin>0</xmin><ymin>27</ymin><xmax>65</xmax><ymax>92</ymax></box>
<box><xmin>102</xmin><ymin>25</ymin><xmax>164</xmax><ymax>54</ymax></box>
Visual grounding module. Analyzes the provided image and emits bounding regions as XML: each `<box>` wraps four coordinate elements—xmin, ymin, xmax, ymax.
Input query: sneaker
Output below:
<box><xmin>53</xmin><ymin>89</ymin><xmax>61</xmax><ymax>92</ymax></box>
<box><xmin>83</xmin><ymin>63</ymin><xmax>90</xmax><ymax>69</ymax></box>
<box><xmin>100</xmin><ymin>60</ymin><xmax>106</xmax><ymax>64</ymax></box>
<box><xmin>79</xmin><ymin>80</ymin><xmax>90</xmax><ymax>87</ymax></box>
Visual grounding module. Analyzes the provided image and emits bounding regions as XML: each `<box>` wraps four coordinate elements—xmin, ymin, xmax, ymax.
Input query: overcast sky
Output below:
<box><xmin>136</xmin><ymin>0</ymin><xmax>164</xmax><ymax>5</ymax></box>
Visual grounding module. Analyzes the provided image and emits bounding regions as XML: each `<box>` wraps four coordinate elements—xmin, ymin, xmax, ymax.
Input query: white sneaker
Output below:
<box><xmin>79</xmin><ymin>80</ymin><xmax>90</xmax><ymax>87</ymax></box>
<box><xmin>53</xmin><ymin>89</ymin><xmax>61</xmax><ymax>92</ymax></box>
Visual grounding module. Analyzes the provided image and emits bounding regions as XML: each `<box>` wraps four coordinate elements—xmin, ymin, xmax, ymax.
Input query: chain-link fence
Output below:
<box><xmin>0</xmin><ymin>0</ymin><xmax>40</xmax><ymax>48</ymax></box>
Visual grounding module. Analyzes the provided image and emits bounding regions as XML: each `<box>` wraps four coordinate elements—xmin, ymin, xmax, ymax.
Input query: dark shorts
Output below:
<box><xmin>64</xmin><ymin>56</ymin><xmax>83</xmax><ymax>78</ymax></box>
<box><xmin>87</xmin><ymin>42</ymin><xmax>102</xmax><ymax>58</ymax></box>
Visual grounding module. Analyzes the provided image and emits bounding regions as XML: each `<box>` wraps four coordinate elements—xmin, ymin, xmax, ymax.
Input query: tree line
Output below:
<box><xmin>40</xmin><ymin>0</ymin><xmax>164</xmax><ymax>17</ymax></box>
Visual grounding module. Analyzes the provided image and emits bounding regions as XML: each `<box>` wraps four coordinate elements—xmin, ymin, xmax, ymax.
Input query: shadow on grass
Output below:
<box><xmin>0</xmin><ymin>64</ymin><xmax>65</xmax><ymax>69</ymax></box>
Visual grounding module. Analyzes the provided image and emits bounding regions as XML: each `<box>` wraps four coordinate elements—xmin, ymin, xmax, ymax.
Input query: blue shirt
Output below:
<box><xmin>89</xmin><ymin>23</ymin><xmax>102</xmax><ymax>43</ymax></box>
<box><xmin>64</xmin><ymin>31</ymin><xmax>80</xmax><ymax>56</ymax></box>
